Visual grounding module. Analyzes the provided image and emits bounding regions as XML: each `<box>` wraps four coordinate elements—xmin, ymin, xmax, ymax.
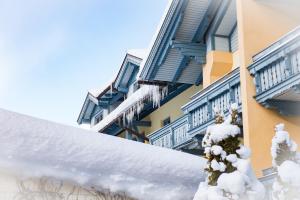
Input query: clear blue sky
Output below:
<box><xmin>0</xmin><ymin>0</ymin><xmax>168</xmax><ymax>126</ymax></box>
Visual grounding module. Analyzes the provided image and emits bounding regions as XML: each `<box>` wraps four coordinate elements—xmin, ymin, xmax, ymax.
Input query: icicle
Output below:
<box><xmin>136</xmin><ymin>101</ymin><xmax>144</xmax><ymax>117</ymax></box>
<box><xmin>123</xmin><ymin>112</ymin><xmax>126</xmax><ymax>126</ymax></box>
<box><xmin>161</xmin><ymin>86</ymin><xmax>168</xmax><ymax>100</ymax></box>
<box><xmin>150</xmin><ymin>85</ymin><xmax>161</xmax><ymax>108</ymax></box>
<box><xmin>126</xmin><ymin>107</ymin><xmax>135</xmax><ymax>125</ymax></box>
<box><xmin>117</xmin><ymin>84</ymin><xmax>170</xmax><ymax>127</ymax></box>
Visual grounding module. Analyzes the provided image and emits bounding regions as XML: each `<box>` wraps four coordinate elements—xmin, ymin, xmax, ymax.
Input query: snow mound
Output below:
<box><xmin>217</xmin><ymin>171</ymin><xmax>246</xmax><ymax>195</ymax></box>
<box><xmin>0</xmin><ymin>108</ymin><xmax>206</xmax><ymax>200</ymax></box>
<box><xmin>271</xmin><ymin>124</ymin><xmax>300</xmax><ymax>199</ymax></box>
<box><xmin>278</xmin><ymin>160</ymin><xmax>300</xmax><ymax>187</ymax></box>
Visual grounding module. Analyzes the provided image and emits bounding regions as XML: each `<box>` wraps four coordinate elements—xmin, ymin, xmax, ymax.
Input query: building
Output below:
<box><xmin>78</xmin><ymin>0</ymin><xmax>300</xmax><ymax>180</ymax></box>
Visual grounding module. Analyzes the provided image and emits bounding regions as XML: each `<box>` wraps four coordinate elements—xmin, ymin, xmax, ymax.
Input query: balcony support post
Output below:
<box><xmin>284</xmin><ymin>55</ymin><xmax>293</xmax><ymax>76</ymax></box>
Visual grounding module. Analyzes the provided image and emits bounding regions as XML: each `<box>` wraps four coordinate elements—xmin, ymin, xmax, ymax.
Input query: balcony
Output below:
<box><xmin>149</xmin><ymin>114</ymin><xmax>189</xmax><ymax>149</ymax></box>
<box><xmin>249</xmin><ymin>27</ymin><xmax>300</xmax><ymax>115</ymax></box>
<box><xmin>149</xmin><ymin>68</ymin><xmax>241</xmax><ymax>150</ymax></box>
<box><xmin>183</xmin><ymin>68</ymin><xmax>241</xmax><ymax>137</ymax></box>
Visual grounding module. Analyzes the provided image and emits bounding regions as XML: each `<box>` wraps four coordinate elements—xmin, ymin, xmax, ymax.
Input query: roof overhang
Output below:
<box><xmin>77</xmin><ymin>93</ymin><xmax>98</xmax><ymax>124</ymax></box>
<box><xmin>139</xmin><ymin>0</ymin><xmax>222</xmax><ymax>85</ymax></box>
<box><xmin>114</xmin><ymin>53</ymin><xmax>143</xmax><ymax>91</ymax></box>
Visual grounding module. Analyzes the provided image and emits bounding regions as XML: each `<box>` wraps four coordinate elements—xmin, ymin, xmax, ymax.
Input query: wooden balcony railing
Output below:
<box><xmin>149</xmin><ymin>68</ymin><xmax>241</xmax><ymax>149</ymax></box>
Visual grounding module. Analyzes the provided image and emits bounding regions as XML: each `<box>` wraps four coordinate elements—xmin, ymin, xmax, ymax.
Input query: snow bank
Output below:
<box><xmin>278</xmin><ymin>160</ymin><xmax>300</xmax><ymax>187</ymax></box>
<box><xmin>0</xmin><ymin>109</ymin><xmax>206</xmax><ymax>200</ymax></box>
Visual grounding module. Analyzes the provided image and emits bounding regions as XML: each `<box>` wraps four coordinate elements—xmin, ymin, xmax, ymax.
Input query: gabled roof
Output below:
<box><xmin>77</xmin><ymin>92</ymin><xmax>97</xmax><ymax>124</ymax></box>
<box><xmin>114</xmin><ymin>49</ymin><xmax>146</xmax><ymax>92</ymax></box>
<box><xmin>77</xmin><ymin>49</ymin><xmax>147</xmax><ymax>125</ymax></box>
<box><xmin>139</xmin><ymin>0</ymin><xmax>222</xmax><ymax>85</ymax></box>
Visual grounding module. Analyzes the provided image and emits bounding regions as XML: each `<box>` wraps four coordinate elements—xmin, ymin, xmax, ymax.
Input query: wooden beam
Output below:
<box><xmin>99</xmin><ymin>97</ymin><xmax>112</xmax><ymax>101</ymax></box>
<box><xmin>104</xmin><ymin>93</ymin><xmax>117</xmax><ymax>97</ymax></box>
<box><xmin>137</xmin><ymin>79</ymin><xmax>168</xmax><ymax>86</ymax></box>
<box><xmin>172</xmin><ymin>56</ymin><xmax>189</xmax><ymax>83</ymax></box>
<box><xmin>132</xmin><ymin>120</ymin><xmax>152</xmax><ymax>127</ymax></box>
<box><xmin>122</xmin><ymin>126</ymin><xmax>149</xmax><ymax>142</ymax></box>
<box><xmin>171</xmin><ymin>40</ymin><xmax>207</xmax><ymax>62</ymax></box>
<box><xmin>193</xmin><ymin>0</ymin><xmax>222</xmax><ymax>42</ymax></box>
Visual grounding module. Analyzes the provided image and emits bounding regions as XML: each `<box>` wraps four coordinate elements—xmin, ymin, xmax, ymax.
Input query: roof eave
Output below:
<box><xmin>139</xmin><ymin>0</ymin><xmax>184</xmax><ymax>81</ymax></box>
<box><xmin>114</xmin><ymin>54</ymin><xmax>142</xmax><ymax>89</ymax></box>
<box><xmin>77</xmin><ymin>94</ymin><xmax>92</xmax><ymax>124</ymax></box>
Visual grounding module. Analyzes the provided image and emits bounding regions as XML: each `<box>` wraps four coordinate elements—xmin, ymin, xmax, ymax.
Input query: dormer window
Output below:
<box><xmin>93</xmin><ymin>111</ymin><xmax>104</xmax><ymax>125</ymax></box>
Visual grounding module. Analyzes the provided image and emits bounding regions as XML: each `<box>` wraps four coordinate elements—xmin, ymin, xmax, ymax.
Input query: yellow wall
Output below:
<box><xmin>236</xmin><ymin>0</ymin><xmax>300</xmax><ymax>176</ymax></box>
<box><xmin>203</xmin><ymin>51</ymin><xmax>233</xmax><ymax>88</ymax></box>
<box><xmin>118</xmin><ymin>131</ymin><xmax>126</xmax><ymax>138</ymax></box>
<box><xmin>140</xmin><ymin>85</ymin><xmax>202</xmax><ymax>136</ymax></box>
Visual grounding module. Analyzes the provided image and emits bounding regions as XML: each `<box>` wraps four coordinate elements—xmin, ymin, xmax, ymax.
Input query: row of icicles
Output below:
<box><xmin>122</xmin><ymin>85</ymin><xmax>168</xmax><ymax>125</ymax></box>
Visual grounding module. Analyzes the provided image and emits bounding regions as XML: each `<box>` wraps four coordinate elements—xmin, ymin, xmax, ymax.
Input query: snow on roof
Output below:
<box><xmin>92</xmin><ymin>85</ymin><xmax>163</xmax><ymax>132</ymax></box>
<box><xmin>0</xmin><ymin>108</ymin><xmax>206</xmax><ymax>200</ymax></box>
<box><xmin>127</xmin><ymin>49</ymin><xmax>148</xmax><ymax>60</ymax></box>
<box><xmin>88</xmin><ymin>49</ymin><xmax>147</xmax><ymax>99</ymax></box>
<box><xmin>88</xmin><ymin>82</ymin><xmax>113</xmax><ymax>98</ymax></box>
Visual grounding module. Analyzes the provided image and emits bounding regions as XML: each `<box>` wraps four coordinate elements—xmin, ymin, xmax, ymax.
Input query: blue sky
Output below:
<box><xmin>0</xmin><ymin>0</ymin><xmax>168</xmax><ymax>126</ymax></box>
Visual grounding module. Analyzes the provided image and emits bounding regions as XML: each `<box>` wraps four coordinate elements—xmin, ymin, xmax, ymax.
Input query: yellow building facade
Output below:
<box><xmin>237</xmin><ymin>0</ymin><xmax>300</xmax><ymax>176</ymax></box>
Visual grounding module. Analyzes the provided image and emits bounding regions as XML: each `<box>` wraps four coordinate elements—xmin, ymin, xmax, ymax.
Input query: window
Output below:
<box><xmin>162</xmin><ymin>117</ymin><xmax>171</xmax><ymax>127</ymax></box>
<box><xmin>93</xmin><ymin>111</ymin><xmax>104</xmax><ymax>125</ymax></box>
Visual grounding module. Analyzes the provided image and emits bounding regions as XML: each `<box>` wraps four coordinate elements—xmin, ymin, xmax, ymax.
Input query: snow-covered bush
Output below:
<box><xmin>271</xmin><ymin>124</ymin><xmax>300</xmax><ymax>200</ymax></box>
<box><xmin>193</xmin><ymin>104</ymin><xmax>265</xmax><ymax>200</ymax></box>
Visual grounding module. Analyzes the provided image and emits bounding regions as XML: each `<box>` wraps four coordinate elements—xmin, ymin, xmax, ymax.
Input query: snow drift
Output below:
<box><xmin>0</xmin><ymin>108</ymin><xmax>206</xmax><ymax>200</ymax></box>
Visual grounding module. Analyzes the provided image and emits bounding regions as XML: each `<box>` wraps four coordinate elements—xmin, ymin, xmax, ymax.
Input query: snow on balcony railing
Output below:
<box><xmin>0</xmin><ymin>108</ymin><xmax>206</xmax><ymax>200</ymax></box>
<box><xmin>249</xmin><ymin>26</ymin><xmax>300</xmax><ymax>105</ymax></box>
